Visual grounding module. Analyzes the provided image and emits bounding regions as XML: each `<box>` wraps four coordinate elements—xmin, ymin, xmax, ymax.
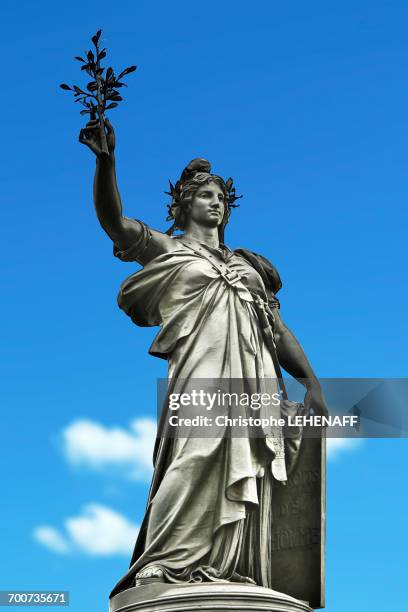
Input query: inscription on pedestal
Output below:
<box><xmin>270</xmin><ymin>429</ymin><xmax>326</xmax><ymax>609</ymax></box>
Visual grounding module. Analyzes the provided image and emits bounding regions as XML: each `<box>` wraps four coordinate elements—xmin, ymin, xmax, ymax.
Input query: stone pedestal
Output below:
<box><xmin>109</xmin><ymin>583</ymin><xmax>313</xmax><ymax>612</ymax></box>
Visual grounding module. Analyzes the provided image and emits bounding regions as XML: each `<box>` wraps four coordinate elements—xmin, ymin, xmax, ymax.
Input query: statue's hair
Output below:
<box><xmin>165</xmin><ymin>158</ymin><xmax>241</xmax><ymax>241</ymax></box>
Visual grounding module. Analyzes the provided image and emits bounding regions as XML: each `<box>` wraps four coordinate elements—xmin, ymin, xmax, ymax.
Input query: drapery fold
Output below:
<box><xmin>110</xmin><ymin>241</ymin><xmax>301</xmax><ymax>598</ymax></box>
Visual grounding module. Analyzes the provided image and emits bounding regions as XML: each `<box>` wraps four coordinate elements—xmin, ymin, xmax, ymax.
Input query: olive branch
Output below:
<box><xmin>60</xmin><ymin>29</ymin><xmax>137</xmax><ymax>155</ymax></box>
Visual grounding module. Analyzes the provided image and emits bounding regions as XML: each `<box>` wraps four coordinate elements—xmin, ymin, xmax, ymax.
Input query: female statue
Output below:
<box><xmin>79</xmin><ymin>118</ymin><xmax>328</xmax><ymax>598</ymax></box>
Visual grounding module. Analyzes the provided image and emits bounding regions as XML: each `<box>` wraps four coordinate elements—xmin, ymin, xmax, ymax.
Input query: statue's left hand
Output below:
<box><xmin>303</xmin><ymin>385</ymin><xmax>329</xmax><ymax>418</ymax></box>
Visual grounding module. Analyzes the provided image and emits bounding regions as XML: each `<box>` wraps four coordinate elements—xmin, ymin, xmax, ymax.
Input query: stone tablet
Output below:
<box><xmin>270</xmin><ymin>430</ymin><xmax>326</xmax><ymax>609</ymax></box>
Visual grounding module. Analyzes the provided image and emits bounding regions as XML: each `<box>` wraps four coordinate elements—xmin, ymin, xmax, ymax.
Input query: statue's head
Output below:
<box><xmin>165</xmin><ymin>158</ymin><xmax>241</xmax><ymax>241</ymax></box>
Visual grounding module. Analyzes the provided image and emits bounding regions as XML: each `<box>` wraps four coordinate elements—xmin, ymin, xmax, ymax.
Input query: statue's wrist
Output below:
<box><xmin>96</xmin><ymin>151</ymin><xmax>115</xmax><ymax>166</ymax></box>
<box><xmin>305</xmin><ymin>376</ymin><xmax>320</xmax><ymax>390</ymax></box>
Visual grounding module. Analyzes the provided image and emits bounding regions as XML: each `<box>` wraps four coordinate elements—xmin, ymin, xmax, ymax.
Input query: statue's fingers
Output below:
<box><xmin>78</xmin><ymin>128</ymin><xmax>88</xmax><ymax>143</ymax></box>
<box><xmin>79</xmin><ymin>128</ymin><xmax>97</xmax><ymax>148</ymax></box>
<box><xmin>85</xmin><ymin>119</ymin><xmax>99</xmax><ymax>128</ymax></box>
<box><xmin>104</xmin><ymin>117</ymin><xmax>114</xmax><ymax>133</ymax></box>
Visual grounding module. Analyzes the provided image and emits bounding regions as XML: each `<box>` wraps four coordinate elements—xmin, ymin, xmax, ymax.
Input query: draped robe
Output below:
<box><xmin>110</xmin><ymin>229</ymin><xmax>302</xmax><ymax>597</ymax></box>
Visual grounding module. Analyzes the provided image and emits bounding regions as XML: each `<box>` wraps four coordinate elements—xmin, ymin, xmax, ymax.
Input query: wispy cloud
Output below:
<box><xmin>61</xmin><ymin>418</ymin><xmax>156</xmax><ymax>481</ymax></box>
<box><xmin>33</xmin><ymin>526</ymin><xmax>71</xmax><ymax>554</ymax></box>
<box><xmin>34</xmin><ymin>504</ymin><xmax>139</xmax><ymax>557</ymax></box>
<box><xmin>327</xmin><ymin>437</ymin><xmax>361</xmax><ymax>460</ymax></box>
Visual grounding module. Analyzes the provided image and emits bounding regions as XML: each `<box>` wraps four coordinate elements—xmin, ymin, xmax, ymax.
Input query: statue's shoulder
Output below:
<box><xmin>113</xmin><ymin>220</ymin><xmax>180</xmax><ymax>266</ymax></box>
<box><xmin>234</xmin><ymin>248</ymin><xmax>282</xmax><ymax>295</ymax></box>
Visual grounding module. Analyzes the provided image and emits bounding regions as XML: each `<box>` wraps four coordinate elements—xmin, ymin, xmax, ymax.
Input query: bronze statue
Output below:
<box><xmin>79</xmin><ymin>118</ymin><xmax>328</xmax><ymax>604</ymax></box>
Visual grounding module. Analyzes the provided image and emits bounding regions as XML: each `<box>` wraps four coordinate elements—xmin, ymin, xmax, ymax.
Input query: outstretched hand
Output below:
<box><xmin>79</xmin><ymin>117</ymin><xmax>115</xmax><ymax>157</ymax></box>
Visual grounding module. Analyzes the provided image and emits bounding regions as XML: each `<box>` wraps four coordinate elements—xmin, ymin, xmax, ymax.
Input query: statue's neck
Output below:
<box><xmin>183</xmin><ymin>224</ymin><xmax>219</xmax><ymax>249</ymax></box>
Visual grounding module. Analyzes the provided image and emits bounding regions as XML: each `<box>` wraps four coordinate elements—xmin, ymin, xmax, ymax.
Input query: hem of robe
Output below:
<box><xmin>110</xmin><ymin>516</ymin><xmax>246</xmax><ymax>597</ymax></box>
<box><xmin>110</xmin><ymin>467</ymin><xmax>274</xmax><ymax>599</ymax></box>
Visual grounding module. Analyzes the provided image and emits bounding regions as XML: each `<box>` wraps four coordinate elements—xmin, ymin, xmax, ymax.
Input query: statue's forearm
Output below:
<box><xmin>275</xmin><ymin>327</ymin><xmax>320</xmax><ymax>389</ymax></box>
<box><xmin>93</xmin><ymin>154</ymin><xmax>125</xmax><ymax>240</ymax></box>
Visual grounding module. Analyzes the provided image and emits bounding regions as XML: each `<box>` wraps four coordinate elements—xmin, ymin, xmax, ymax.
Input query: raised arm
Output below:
<box><xmin>79</xmin><ymin>118</ymin><xmax>142</xmax><ymax>250</ymax></box>
<box><xmin>273</xmin><ymin>307</ymin><xmax>329</xmax><ymax>417</ymax></box>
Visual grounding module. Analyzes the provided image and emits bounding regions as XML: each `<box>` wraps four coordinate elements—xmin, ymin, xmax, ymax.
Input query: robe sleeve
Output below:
<box><xmin>113</xmin><ymin>219</ymin><xmax>152</xmax><ymax>263</ymax></box>
<box><xmin>233</xmin><ymin>248</ymin><xmax>282</xmax><ymax>309</ymax></box>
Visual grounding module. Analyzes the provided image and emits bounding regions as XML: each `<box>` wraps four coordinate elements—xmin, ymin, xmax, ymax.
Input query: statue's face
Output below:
<box><xmin>187</xmin><ymin>182</ymin><xmax>226</xmax><ymax>228</ymax></box>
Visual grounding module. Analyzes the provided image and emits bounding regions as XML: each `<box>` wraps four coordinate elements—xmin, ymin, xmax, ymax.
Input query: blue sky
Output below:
<box><xmin>1</xmin><ymin>1</ymin><xmax>407</xmax><ymax>610</ymax></box>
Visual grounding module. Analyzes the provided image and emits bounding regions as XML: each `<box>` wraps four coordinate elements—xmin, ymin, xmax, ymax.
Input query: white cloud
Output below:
<box><xmin>33</xmin><ymin>526</ymin><xmax>70</xmax><ymax>554</ymax></box>
<box><xmin>62</xmin><ymin>418</ymin><xmax>156</xmax><ymax>481</ymax></box>
<box><xmin>327</xmin><ymin>437</ymin><xmax>361</xmax><ymax>460</ymax></box>
<box><xmin>65</xmin><ymin>504</ymin><xmax>139</xmax><ymax>556</ymax></box>
<box><xmin>33</xmin><ymin>504</ymin><xmax>139</xmax><ymax>557</ymax></box>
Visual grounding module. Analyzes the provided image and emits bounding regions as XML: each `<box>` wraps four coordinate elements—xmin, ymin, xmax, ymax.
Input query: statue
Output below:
<box><xmin>79</xmin><ymin>116</ymin><xmax>328</xmax><ymax>609</ymax></box>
